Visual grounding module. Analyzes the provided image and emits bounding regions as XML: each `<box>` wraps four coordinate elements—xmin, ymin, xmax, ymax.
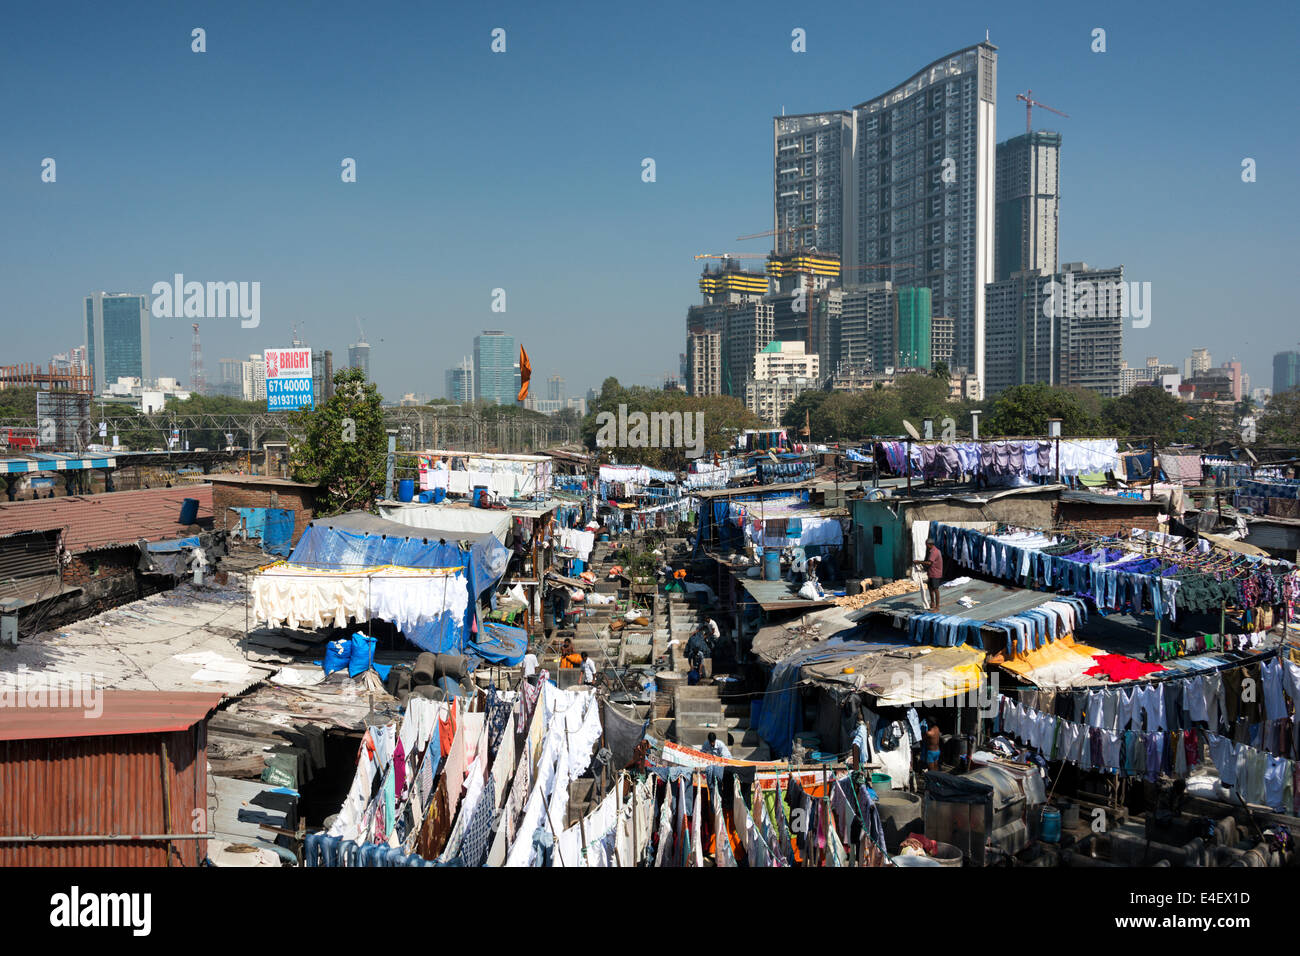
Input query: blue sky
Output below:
<box><xmin>3</xmin><ymin>0</ymin><xmax>1297</xmax><ymax>400</ymax></box>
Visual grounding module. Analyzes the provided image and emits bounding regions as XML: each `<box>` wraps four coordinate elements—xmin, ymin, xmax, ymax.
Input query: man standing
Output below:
<box><xmin>547</xmin><ymin>583</ymin><xmax>570</xmax><ymax>638</ymax></box>
<box><xmin>924</xmin><ymin>722</ymin><xmax>943</xmax><ymax>770</ymax></box>
<box><xmin>920</xmin><ymin>537</ymin><xmax>944</xmax><ymax>611</ymax></box>
<box><xmin>580</xmin><ymin>651</ymin><xmax>597</xmax><ymax>685</ymax></box>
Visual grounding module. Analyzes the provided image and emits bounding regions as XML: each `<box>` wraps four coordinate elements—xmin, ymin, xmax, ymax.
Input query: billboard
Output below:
<box><xmin>264</xmin><ymin>348</ymin><xmax>314</xmax><ymax>411</ymax></box>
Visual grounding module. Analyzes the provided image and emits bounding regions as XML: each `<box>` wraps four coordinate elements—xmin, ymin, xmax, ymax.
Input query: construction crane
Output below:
<box><xmin>1015</xmin><ymin>89</ymin><xmax>1068</xmax><ymax>135</ymax></box>
<box><xmin>735</xmin><ymin>225</ymin><xmax>806</xmax><ymax>242</ymax></box>
<box><xmin>694</xmin><ymin>253</ymin><xmax>767</xmax><ymax>261</ymax></box>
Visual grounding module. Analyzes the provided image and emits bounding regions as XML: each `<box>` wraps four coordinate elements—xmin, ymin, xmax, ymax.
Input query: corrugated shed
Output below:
<box><xmin>0</xmin><ymin>691</ymin><xmax>224</xmax><ymax>741</ymax></box>
<box><xmin>0</xmin><ymin>691</ymin><xmax>219</xmax><ymax>866</ymax></box>
<box><xmin>0</xmin><ymin>485</ymin><xmax>213</xmax><ymax>553</ymax></box>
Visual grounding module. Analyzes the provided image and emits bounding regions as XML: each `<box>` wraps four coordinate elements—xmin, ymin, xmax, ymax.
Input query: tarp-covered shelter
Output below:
<box><xmin>268</xmin><ymin>510</ymin><xmax>514</xmax><ymax>663</ymax></box>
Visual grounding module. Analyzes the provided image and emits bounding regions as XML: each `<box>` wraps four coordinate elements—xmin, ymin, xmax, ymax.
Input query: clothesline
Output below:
<box><xmin>996</xmin><ymin>694</ymin><xmax>1296</xmax><ymax>812</ymax></box>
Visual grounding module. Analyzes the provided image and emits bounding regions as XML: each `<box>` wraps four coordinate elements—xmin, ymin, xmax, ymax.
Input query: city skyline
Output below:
<box><xmin>3</xmin><ymin>1</ymin><xmax>1297</xmax><ymax>398</ymax></box>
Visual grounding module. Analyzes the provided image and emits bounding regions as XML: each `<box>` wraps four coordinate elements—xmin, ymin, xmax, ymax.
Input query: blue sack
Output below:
<box><xmin>348</xmin><ymin>633</ymin><xmax>377</xmax><ymax>679</ymax></box>
<box><xmin>322</xmin><ymin>638</ymin><xmax>352</xmax><ymax>676</ymax></box>
<box><xmin>347</xmin><ymin>632</ymin><xmax>392</xmax><ymax>681</ymax></box>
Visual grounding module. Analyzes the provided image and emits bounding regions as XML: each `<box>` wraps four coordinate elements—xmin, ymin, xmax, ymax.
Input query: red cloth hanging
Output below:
<box><xmin>1083</xmin><ymin>654</ymin><xmax>1167</xmax><ymax>682</ymax></box>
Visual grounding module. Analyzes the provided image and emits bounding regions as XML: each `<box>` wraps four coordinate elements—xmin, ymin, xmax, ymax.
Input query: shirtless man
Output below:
<box><xmin>924</xmin><ymin>723</ymin><xmax>943</xmax><ymax>770</ymax></box>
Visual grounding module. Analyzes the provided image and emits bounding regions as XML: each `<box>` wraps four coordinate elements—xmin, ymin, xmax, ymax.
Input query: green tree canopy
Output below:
<box><xmin>581</xmin><ymin>378</ymin><xmax>764</xmax><ymax>468</ymax></box>
<box><xmin>985</xmin><ymin>384</ymin><xmax>1102</xmax><ymax>437</ymax></box>
<box><xmin>1257</xmin><ymin>389</ymin><xmax>1300</xmax><ymax>446</ymax></box>
<box><xmin>288</xmin><ymin>367</ymin><xmax>387</xmax><ymax>515</ymax></box>
<box><xmin>1100</xmin><ymin>385</ymin><xmax>1193</xmax><ymax>445</ymax></box>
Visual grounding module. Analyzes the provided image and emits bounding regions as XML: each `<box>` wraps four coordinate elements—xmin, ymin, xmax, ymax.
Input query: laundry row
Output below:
<box><xmin>906</xmin><ymin>596</ymin><xmax>1089</xmax><ymax>654</ymax></box>
<box><xmin>252</xmin><ymin>563</ymin><xmax>470</xmax><ymax>632</ymax></box>
<box><xmin>877</xmin><ymin>438</ymin><xmax>1120</xmax><ymax>482</ymax></box>
<box><xmin>997</xmin><ymin>695</ymin><xmax>1297</xmax><ymax>812</ymax></box>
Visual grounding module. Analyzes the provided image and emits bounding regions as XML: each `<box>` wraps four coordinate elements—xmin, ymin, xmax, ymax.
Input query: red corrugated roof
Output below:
<box><xmin>0</xmin><ymin>485</ymin><xmax>212</xmax><ymax>552</ymax></box>
<box><xmin>0</xmin><ymin>690</ymin><xmax>224</xmax><ymax>741</ymax></box>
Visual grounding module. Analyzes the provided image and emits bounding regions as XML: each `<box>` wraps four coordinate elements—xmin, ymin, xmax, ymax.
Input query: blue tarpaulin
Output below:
<box><xmin>471</xmin><ymin>621</ymin><xmax>528</xmax><ymax>666</ymax></box>
<box><xmin>146</xmin><ymin>536</ymin><xmax>201</xmax><ymax>552</ymax></box>
<box><xmin>263</xmin><ymin>509</ymin><xmax>294</xmax><ymax>556</ymax></box>
<box><xmin>754</xmin><ymin>638</ymin><xmax>878</xmax><ymax>758</ymax></box>
<box><xmin>287</xmin><ymin>511</ymin><xmax>510</xmax><ymax>661</ymax></box>
<box><xmin>231</xmin><ymin>507</ymin><xmax>294</xmax><ymax>556</ymax></box>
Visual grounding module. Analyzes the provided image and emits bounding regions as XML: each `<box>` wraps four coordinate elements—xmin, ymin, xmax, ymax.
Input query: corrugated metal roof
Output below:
<box><xmin>208</xmin><ymin>475</ymin><xmax>319</xmax><ymax>489</ymax></box>
<box><xmin>0</xmin><ymin>485</ymin><xmax>213</xmax><ymax>552</ymax></box>
<box><xmin>0</xmin><ymin>690</ymin><xmax>224</xmax><ymax>741</ymax></box>
<box><xmin>0</xmin><ymin>712</ymin><xmax>210</xmax><ymax>865</ymax></box>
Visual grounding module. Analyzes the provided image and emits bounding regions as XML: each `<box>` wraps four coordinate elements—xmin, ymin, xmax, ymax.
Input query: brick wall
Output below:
<box><xmin>211</xmin><ymin>482</ymin><xmax>318</xmax><ymax>544</ymax></box>
<box><xmin>37</xmin><ymin>546</ymin><xmax>171</xmax><ymax>630</ymax></box>
<box><xmin>1054</xmin><ymin>503</ymin><xmax>1161</xmax><ymax>534</ymax></box>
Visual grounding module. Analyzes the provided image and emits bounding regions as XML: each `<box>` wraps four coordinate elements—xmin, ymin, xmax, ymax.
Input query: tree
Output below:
<box><xmin>288</xmin><ymin>367</ymin><xmax>387</xmax><ymax>515</ymax></box>
<box><xmin>552</xmin><ymin>407</ymin><xmax>581</xmax><ymax>428</ymax></box>
<box><xmin>1257</xmin><ymin>390</ymin><xmax>1300</xmax><ymax>446</ymax></box>
<box><xmin>985</xmin><ymin>384</ymin><xmax>1101</xmax><ymax>437</ymax></box>
<box><xmin>1101</xmin><ymin>386</ymin><xmax>1192</xmax><ymax>445</ymax></box>
<box><xmin>581</xmin><ymin>378</ymin><xmax>764</xmax><ymax>468</ymax></box>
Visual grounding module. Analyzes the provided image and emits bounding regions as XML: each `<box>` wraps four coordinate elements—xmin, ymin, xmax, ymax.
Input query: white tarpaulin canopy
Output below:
<box><xmin>378</xmin><ymin>503</ymin><xmax>512</xmax><ymax>542</ymax></box>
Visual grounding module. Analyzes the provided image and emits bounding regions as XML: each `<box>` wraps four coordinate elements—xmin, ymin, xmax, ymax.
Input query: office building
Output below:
<box><xmin>895</xmin><ymin>287</ymin><xmax>932</xmax><ymax>370</ymax></box>
<box><xmin>686</xmin><ymin>330</ymin><xmax>723</xmax><ymax>397</ymax></box>
<box><xmin>828</xmin><ymin>283</ymin><xmax>933</xmax><ymax>375</ymax></box>
<box><xmin>931</xmin><ymin>317</ymin><xmax>955</xmax><ymax>369</ymax></box>
<box><xmin>241</xmin><ymin>354</ymin><xmax>266</xmax><ymax>402</ymax></box>
<box><xmin>348</xmin><ymin>339</ymin><xmax>371</xmax><ymax>383</ymax></box>
<box><xmin>474</xmin><ymin>331</ymin><xmax>519</xmax><ymax>405</ymax></box>
<box><xmin>445</xmin><ymin>356</ymin><xmax>474</xmax><ymax>403</ymax></box>
<box><xmin>686</xmin><ymin>278</ymin><xmax>775</xmax><ymax>398</ymax></box>
<box><xmin>85</xmin><ymin>292</ymin><xmax>150</xmax><ymax>395</ymax></box>
<box><xmin>746</xmin><ymin>376</ymin><xmax>819</xmax><ymax>426</ymax></box>
<box><xmin>1221</xmin><ymin>360</ymin><xmax>1244</xmax><ymax>403</ymax></box>
<box><xmin>546</xmin><ymin>375</ymin><xmax>565</xmax><ymax>402</ymax></box>
<box><xmin>1185</xmin><ymin>348</ymin><xmax>1212</xmax><ymax>380</ymax></box>
<box><xmin>772</xmin><ymin>111</ymin><xmax>852</xmax><ymax>258</ymax></box>
<box><xmin>1119</xmin><ymin>357</ymin><xmax>1179</xmax><ymax>396</ymax></box>
<box><xmin>995</xmin><ymin>131</ymin><xmax>1061</xmax><ymax>281</ymax></box>
<box><xmin>1273</xmin><ymin>351</ymin><xmax>1300</xmax><ymax>395</ymax></box>
<box><xmin>776</xmin><ymin>43</ymin><xmax>998</xmax><ymax>395</ymax></box>
<box><xmin>754</xmin><ymin>340</ymin><xmax>820</xmax><ymax>381</ymax></box>
<box><xmin>984</xmin><ymin>263</ymin><xmax>1124</xmax><ymax>397</ymax></box>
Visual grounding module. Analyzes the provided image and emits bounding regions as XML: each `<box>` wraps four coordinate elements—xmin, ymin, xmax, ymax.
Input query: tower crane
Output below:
<box><xmin>1015</xmin><ymin>89</ymin><xmax>1068</xmax><ymax>135</ymax></box>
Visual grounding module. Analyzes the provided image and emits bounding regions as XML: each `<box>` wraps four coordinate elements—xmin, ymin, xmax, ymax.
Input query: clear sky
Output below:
<box><xmin>3</xmin><ymin>0</ymin><xmax>1297</xmax><ymax>399</ymax></box>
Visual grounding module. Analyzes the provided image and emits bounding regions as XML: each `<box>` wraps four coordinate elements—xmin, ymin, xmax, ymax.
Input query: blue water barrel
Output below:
<box><xmin>432</xmin><ymin>487</ymin><xmax>446</xmax><ymax>503</ymax></box>
<box><xmin>179</xmin><ymin>498</ymin><xmax>200</xmax><ymax>525</ymax></box>
<box><xmin>398</xmin><ymin>479</ymin><xmax>415</xmax><ymax>502</ymax></box>
<box><xmin>1040</xmin><ymin>805</ymin><xmax>1062</xmax><ymax>843</ymax></box>
<box><xmin>763</xmin><ymin>547</ymin><xmax>782</xmax><ymax>581</ymax></box>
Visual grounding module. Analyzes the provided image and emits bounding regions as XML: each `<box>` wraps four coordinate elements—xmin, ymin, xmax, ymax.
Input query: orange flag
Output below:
<box><xmin>517</xmin><ymin>345</ymin><xmax>532</xmax><ymax>402</ymax></box>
